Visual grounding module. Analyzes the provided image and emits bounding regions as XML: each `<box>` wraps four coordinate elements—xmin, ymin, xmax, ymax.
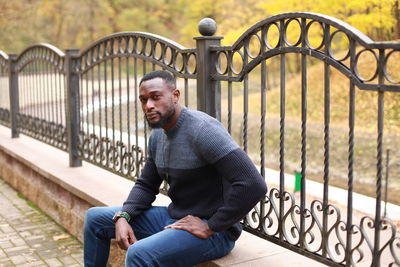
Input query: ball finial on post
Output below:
<box><xmin>198</xmin><ymin>18</ymin><xmax>217</xmax><ymax>36</ymax></box>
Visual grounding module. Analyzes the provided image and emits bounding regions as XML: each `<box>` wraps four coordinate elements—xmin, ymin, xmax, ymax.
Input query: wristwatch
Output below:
<box><xmin>112</xmin><ymin>211</ymin><xmax>131</xmax><ymax>223</ymax></box>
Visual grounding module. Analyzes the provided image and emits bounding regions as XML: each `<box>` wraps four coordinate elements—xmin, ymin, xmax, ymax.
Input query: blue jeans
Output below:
<box><xmin>84</xmin><ymin>206</ymin><xmax>235</xmax><ymax>267</ymax></box>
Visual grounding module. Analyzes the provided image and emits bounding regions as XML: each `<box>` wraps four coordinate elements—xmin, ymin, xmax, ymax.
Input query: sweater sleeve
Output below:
<box><xmin>206</xmin><ymin>148</ymin><xmax>268</xmax><ymax>232</ymax></box>
<box><xmin>121</xmin><ymin>156</ymin><xmax>163</xmax><ymax>217</ymax></box>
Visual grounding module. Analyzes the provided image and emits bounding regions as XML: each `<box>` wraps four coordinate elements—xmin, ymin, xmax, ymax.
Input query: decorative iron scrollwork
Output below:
<box><xmin>243</xmin><ymin>187</ymin><xmax>399</xmax><ymax>266</ymax></box>
<box><xmin>16</xmin><ymin>113</ymin><xmax>67</xmax><ymax>150</ymax></box>
<box><xmin>0</xmin><ymin>108</ymin><xmax>10</xmax><ymax>126</ymax></box>
<box><xmin>78</xmin><ymin>131</ymin><xmax>145</xmax><ymax>180</ymax></box>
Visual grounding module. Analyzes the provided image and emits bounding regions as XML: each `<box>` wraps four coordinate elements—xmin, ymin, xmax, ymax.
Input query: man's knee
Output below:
<box><xmin>84</xmin><ymin>206</ymin><xmax>110</xmax><ymax>234</ymax></box>
<box><xmin>84</xmin><ymin>207</ymin><xmax>101</xmax><ymax>227</ymax></box>
<box><xmin>126</xmin><ymin>242</ymin><xmax>158</xmax><ymax>266</ymax></box>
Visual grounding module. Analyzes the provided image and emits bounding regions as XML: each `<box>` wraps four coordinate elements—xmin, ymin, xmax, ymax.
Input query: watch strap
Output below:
<box><xmin>113</xmin><ymin>211</ymin><xmax>131</xmax><ymax>223</ymax></box>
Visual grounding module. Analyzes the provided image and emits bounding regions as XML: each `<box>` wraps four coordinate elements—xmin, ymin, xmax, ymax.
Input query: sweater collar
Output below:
<box><xmin>165</xmin><ymin>107</ymin><xmax>187</xmax><ymax>137</ymax></box>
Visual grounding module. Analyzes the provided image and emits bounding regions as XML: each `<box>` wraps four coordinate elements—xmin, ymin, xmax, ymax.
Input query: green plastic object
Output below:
<box><xmin>294</xmin><ymin>172</ymin><xmax>302</xmax><ymax>192</ymax></box>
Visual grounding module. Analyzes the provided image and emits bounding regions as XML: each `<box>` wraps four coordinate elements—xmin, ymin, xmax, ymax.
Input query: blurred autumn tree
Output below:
<box><xmin>0</xmin><ymin>0</ymin><xmax>398</xmax><ymax>52</ymax></box>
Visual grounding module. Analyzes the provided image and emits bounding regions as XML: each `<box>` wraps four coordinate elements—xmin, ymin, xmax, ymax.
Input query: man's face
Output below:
<box><xmin>139</xmin><ymin>78</ymin><xmax>179</xmax><ymax>129</ymax></box>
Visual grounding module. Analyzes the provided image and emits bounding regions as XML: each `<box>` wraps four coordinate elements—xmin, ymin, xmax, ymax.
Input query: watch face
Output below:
<box><xmin>112</xmin><ymin>211</ymin><xmax>122</xmax><ymax>222</ymax></box>
<box><xmin>112</xmin><ymin>211</ymin><xmax>130</xmax><ymax>223</ymax></box>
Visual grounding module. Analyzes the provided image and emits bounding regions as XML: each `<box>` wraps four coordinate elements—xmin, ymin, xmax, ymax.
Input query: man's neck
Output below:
<box><xmin>162</xmin><ymin>104</ymin><xmax>182</xmax><ymax>132</ymax></box>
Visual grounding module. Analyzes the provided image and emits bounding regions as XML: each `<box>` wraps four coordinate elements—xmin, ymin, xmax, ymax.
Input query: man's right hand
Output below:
<box><xmin>115</xmin><ymin>218</ymin><xmax>137</xmax><ymax>250</ymax></box>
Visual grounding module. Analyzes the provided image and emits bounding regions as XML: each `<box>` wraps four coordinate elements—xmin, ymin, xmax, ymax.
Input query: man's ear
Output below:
<box><xmin>173</xmin><ymin>89</ymin><xmax>180</xmax><ymax>103</ymax></box>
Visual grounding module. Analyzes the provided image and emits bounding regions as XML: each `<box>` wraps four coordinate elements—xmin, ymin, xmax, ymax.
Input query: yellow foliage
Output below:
<box><xmin>0</xmin><ymin>0</ymin><xmax>398</xmax><ymax>52</ymax></box>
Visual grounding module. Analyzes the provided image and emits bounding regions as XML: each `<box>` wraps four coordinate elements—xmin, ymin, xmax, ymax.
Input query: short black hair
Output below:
<box><xmin>139</xmin><ymin>70</ymin><xmax>176</xmax><ymax>90</ymax></box>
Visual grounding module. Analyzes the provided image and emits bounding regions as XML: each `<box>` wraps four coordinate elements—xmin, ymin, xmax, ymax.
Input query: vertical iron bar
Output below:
<box><xmin>345</xmin><ymin>39</ymin><xmax>356</xmax><ymax>266</ymax></box>
<box><xmin>126</xmin><ymin>56</ymin><xmax>131</xmax><ymax>177</ymax></box>
<box><xmin>41</xmin><ymin>60</ymin><xmax>46</xmax><ymax>123</ymax></box>
<box><xmin>53</xmin><ymin>66</ymin><xmax>57</xmax><ymax>127</ymax></box>
<box><xmin>26</xmin><ymin>65</ymin><xmax>30</xmax><ymax>122</ymax></box>
<box><xmin>34</xmin><ymin>61</ymin><xmax>39</xmax><ymax>121</ymax></box>
<box><xmin>45</xmin><ymin>61</ymin><xmax>50</xmax><ymax>131</ymax></box>
<box><xmin>55</xmin><ymin>64</ymin><xmax>59</xmax><ymax>130</ymax></box>
<box><xmin>118</xmin><ymin>56</ymin><xmax>123</xmax><ymax>173</ymax></box>
<box><xmin>322</xmin><ymin>24</ymin><xmax>331</xmax><ymax>258</ymax></box>
<box><xmin>79</xmin><ymin>68</ymin><xmax>84</xmax><ymax>141</ymax></box>
<box><xmin>91</xmin><ymin>65</ymin><xmax>95</xmax><ymax>159</ymax></box>
<box><xmin>8</xmin><ymin>54</ymin><xmax>19</xmax><ymax>138</ymax></box>
<box><xmin>228</xmin><ymin>79</ymin><xmax>232</xmax><ymax>134</ymax></box>
<box><xmin>104</xmin><ymin>60</ymin><xmax>109</xmax><ymax>166</ymax></box>
<box><xmin>243</xmin><ymin>56</ymin><xmax>249</xmax><ymax>152</ymax></box>
<box><xmin>59</xmin><ymin>64</ymin><xmax>63</xmax><ymax>126</ymax></box>
<box><xmin>111</xmin><ymin>53</ymin><xmax>116</xmax><ymax>169</ymax></box>
<box><xmin>21</xmin><ymin>68</ymin><xmax>25</xmax><ymax>131</ymax></box>
<box><xmin>228</xmin><ymin>51</ymin><xmax>233</xmax><ymax>134</ymax></box>
<box><xmin>65</xmin><ymin>48</ymin><xmax>82</xmax><ymax>167</ymax></box>
<box><xmin>322</xmin><ymin>24</ymin><xmax>330</xmax><ymax>257</ymax></box>
<box><xmin>35</xmin><ymin>60</ymin><xmax>39</xmax><ymax>123</ymax></box>
<box><xmin>36</xmin><ymin>61</ymin><xmax>46</xmax><ymax>124</ymax></box>
<box><xmin>384</xmin><ymin>149</ymin><xmax>390</xmax><ymax>217</ymax></box>
<box><xmin>47</xmin><ymin>62</ymin><xmax>51</xmax><ymax>125</ymax></box>
<box><xmin>134</xmin><ymin>57</ymin><xmax>140</xmax><ymax>167</ymax></box>
<box><xmin>41</xmin><ymin>61</ymin><xmax>46</xmax><ymax>139</ymax></box>
<box><xmin>51</xmin><ymin>63</ymin><xmax>55</xmax><ymax>128</ymax></box>
<box><xmin>60</xmin><ymin>66</ymin><xmax>65</xmax><ymax>144</ymax></box>
<box><xmin>372</xmin><ymin>48</ymin><xmax>385</xmax><ymax>267</ymax></box>
<box><xmin>260</xmin><ymin>21</ymin><xmax>268</xmax><ymax>179</ymax></box>
<box><xmin>278</xmin><ymin>19</ymin><xmax>286</xmax><ymax>241</ymax></box>
<box><xmin>86</xmin><ymin>71</ymin><xmax>89</xmax><ymax>140</ymax></box>
<box><xmin>37</xmin><ymin>60</ymin><xmax>43</xmax><ymax>123</ymax></box>
<box><xmin>133</xmin><ymin>57</ymin><xmax>139</xmax><ymax>171</ymax></box>
<box><xmin>260</xmin><ymin>27</ymin><xmax>267</xmax><ymax>232</ymax></box>
<box><xmin>27</xmin><ymin>67</ymin><xmax>33</xmax><ymax>124</ymax></box>
<box><xmin>184</xmin><ymin>78</ymin><xmax>189</xmax><ymax>107</ymax></box>
<box><xmin>142</xmin><ymin>59</ymin><xmax>148</xmax><ymax>158</ymax></box>
<box><xmin>98</xmin><ymin>61</ymin><xmax>102</xmax><ymax>147</ymax></box>
<box><xmin>143</xmin><ymin>58</ymin><xmax>147</xmax><ymax>78</ymax></box>
<box><xmin>260</xmin><ymin>62</ymin><xmax>267</xmax><ymax>177</ymax></box>
<box><xmin>20</xmin><ymin>70</ymin><xmax>25</xmax><ymax>124</ymax></box>
<box><xmin>300</xmin><ymin>17</ymin><xmax>307</xmax><ymax>249</ymax></box>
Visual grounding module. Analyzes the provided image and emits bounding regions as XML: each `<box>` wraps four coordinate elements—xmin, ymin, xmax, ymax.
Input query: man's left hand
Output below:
<box><xmin>164</xmin><ymin>215</ymin><xmax>214</xmax><ymax>239</ymax></box>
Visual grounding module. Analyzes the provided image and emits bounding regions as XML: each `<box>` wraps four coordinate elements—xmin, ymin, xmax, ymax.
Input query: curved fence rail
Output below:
<box><xmin>0</xmin><ymin>12</ymin><xmax>399</xmax><ymax>267</ymax></box>
<box><xmin>0</xmin><ymin>50</ymin><xmax>10</xmax><ymax>127</ymax></box>
<box><xmin>74</xmin><ymin>32</ymin><xmax>197</xmax><ymax>180</ymax></box>
<box><xmin>15</xmin><ymin>44</ymin><xmax>67</xmax><ymax>150</ymax></box>
<box><xmin>211</xmin><ymin>12</ymin><xmax>400</xmax><ymax>266</ymax></box>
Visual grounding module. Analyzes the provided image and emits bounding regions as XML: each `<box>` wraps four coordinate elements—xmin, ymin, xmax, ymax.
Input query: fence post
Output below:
<box><xmin>8</xmin><ymin>54</ymin><xmax>19</xmax><ymax>138</ymax></box>
<box><xmin>195</xmin><ymin>18</ymin><xmax>222</xmax><ymax>120</ymax></box>
<box><xmin>65</xmin><ymin>49</ymin><xmax>82</xmax><ymax>167</ymax></box>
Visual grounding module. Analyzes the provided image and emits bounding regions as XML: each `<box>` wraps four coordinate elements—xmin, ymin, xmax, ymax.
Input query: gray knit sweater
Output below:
<box><xmin>122</xmin><ymin>107</ymin><xmax>267</xmax><ymax>240</ymax></box>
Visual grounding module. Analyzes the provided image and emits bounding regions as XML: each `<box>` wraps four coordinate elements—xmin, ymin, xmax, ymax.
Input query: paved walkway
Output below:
<box><xmin>0</xmin><ymin>179</ymin><xmax>83</xmax><ymax>267</ymax></box>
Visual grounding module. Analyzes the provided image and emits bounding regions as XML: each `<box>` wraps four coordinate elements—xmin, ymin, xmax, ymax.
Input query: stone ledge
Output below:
<box><xmin>0</xmin><ymin>125</ymin><xmax>324</xmax><ymax>266</ymax></box>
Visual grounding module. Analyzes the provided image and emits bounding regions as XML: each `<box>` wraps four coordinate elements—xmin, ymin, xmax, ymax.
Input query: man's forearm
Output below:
<box><xmin>207</xmin><ymin>148</ymin><xmax>267</xmax><ymax>232</ymax></box>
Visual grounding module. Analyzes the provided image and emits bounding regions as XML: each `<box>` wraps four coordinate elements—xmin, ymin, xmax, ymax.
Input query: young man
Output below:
<box><xmin>84</xmin><ymin>70</ymin><xmax>267</xmax><ymax>267</ymax></box>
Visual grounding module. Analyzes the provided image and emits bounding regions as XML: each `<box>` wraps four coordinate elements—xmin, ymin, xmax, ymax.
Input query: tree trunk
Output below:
<box><xmin>394</xmin><ymin>0</ymin><xmax>400</xmax><ymax>39</ymax></box>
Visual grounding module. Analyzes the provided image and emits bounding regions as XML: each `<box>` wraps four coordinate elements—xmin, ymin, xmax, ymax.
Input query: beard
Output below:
<box><xmin>145</xmin><ymin>102</ymin><xmax>176</xmax><ymax>129</ymax></box>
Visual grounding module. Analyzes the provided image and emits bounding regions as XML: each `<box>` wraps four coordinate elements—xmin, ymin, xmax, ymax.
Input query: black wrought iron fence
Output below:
<box><xmin>14</xmin><ymin>44</ymin><xmax>67</xmax><ymax>150</ymax></box>
<box><xmin>0</xmin><ymin>12</ymin><xmax>399</xmax><ymax>267</ymax></box>
<box><xmin>211</xmin><ymin>13</ymin><xmax>400</xmax><ymax>266</ymax></box>
<box><xmin>0</xmin><ymin>50</ymin><xmax>9</xmax><ymax>127</ymax></box>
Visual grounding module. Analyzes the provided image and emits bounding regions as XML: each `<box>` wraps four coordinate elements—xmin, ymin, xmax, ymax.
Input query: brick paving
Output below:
<box><xmin>0</xmin><ymin>179</ymin><xmax>83</xmax><ymax>267</ymax></box>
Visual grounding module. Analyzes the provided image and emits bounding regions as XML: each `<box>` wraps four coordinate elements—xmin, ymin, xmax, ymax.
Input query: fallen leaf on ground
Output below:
<box><xmin>53</xmin><ymin>234</ymin><xmax>70</xmax><ymax>241</ymax></box>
